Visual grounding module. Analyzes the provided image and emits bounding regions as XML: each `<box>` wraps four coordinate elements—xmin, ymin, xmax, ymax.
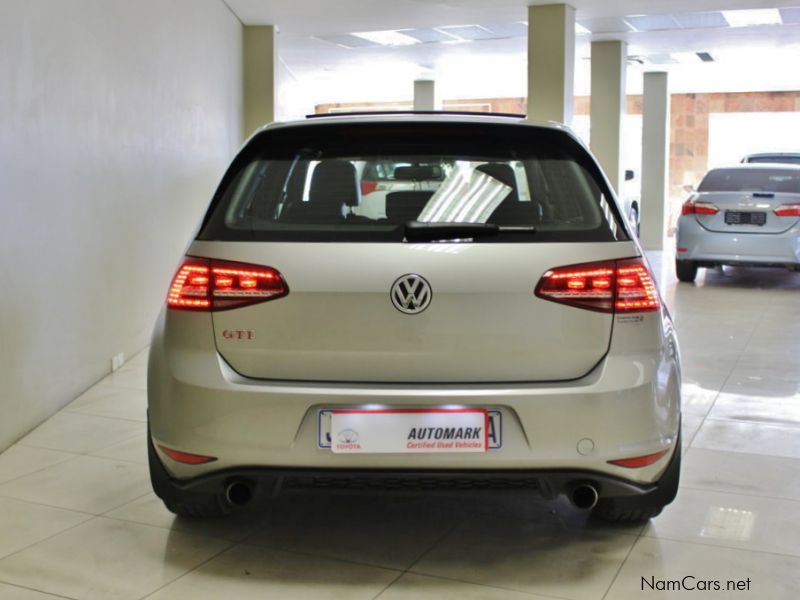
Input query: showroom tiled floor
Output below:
<box><xmin>1</xmin><ymin>250</ymin><xmax>800</xmax><ymax>599</ymax></box>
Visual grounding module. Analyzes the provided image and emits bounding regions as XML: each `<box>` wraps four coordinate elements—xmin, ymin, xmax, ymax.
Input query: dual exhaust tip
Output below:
<box><xmin>569</xmin><ymin>483</ymin><xmax>599</xmax><ymax>510</ymax></box>
<box><xmin>223</xmin><ymin>479</ymin><xmax>598</xmax><ymax>510</ymax></box>
<box><xmin>225</xmin><ymin>480</ymin><xmax>254</xmax><ymax>507</ymax></box>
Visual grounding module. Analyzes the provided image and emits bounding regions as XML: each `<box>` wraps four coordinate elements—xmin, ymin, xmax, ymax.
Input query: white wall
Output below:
<box><xmin>0</xmin><ymin>0</ymin><xmax>243</xmax><ymax>450</ymax></box>
<box><xmin>708</xmin><ymin>112</ymin><xmax>800</xmax><ymax>168</ymax></box>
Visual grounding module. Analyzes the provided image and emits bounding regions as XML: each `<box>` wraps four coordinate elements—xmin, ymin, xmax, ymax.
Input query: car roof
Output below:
<box><xmin>743</xmin><ymin>152</ymin><xmax>800</xmax><ymax>158</ymax></box>
<box><xmin>710</xmin><ymin>163</ymin><xmax>800</xmax><ymax>171</ymax></box>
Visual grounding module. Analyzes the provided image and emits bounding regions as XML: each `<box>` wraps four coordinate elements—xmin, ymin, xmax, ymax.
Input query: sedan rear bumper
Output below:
<box><xmin>677</xmin><ymin>217</ymin><xmax>800</xmax><ymax>267</ymax></box>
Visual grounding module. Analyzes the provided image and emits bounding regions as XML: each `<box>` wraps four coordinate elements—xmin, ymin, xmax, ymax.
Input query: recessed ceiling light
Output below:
<box><xmin>400</xmin><ymin>28</ymin><xmax>459</xmax><ymax>43</ymax></box>
<box><xmin>720</xmin><ymin>9</ymin><xmax>782</xmax><ymax>27</ymax></box>
<box><xmin>674</xmin><ymin>11</ymin><xmax>729</xmax><ymax>29</ymax></box>
<box><xmin>696</xmin><ymin>51</ymin><xmax>714</xmax><ymax>62</ymax></box>
<box><xmin>624</xmin><ymin>14</ymin><xmax>679</xmax><ymax>31</ymax></box>
<box><xmin>314</xmin><ymin>34</ymin><xmax>380</xmax><ymax>49</ymax></box>
<box><xmin>351</xmin><ymin>30</ymin><xmax>420</xmax><ymax>46</ymax></box>
<box><xmin>438</xmin><ymin>25</ymin><xmax>496</xmax><ymax>40</ymax></box>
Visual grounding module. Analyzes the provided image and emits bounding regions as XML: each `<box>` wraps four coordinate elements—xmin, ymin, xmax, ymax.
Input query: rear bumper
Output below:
<box><xmin>148</xmin><ymin>309</ymin><xmax>681</xmax><ymax>487</ymax></box>
<box><xmin>676</xmin><ymin>217</ymin><xmax>800</xmax><ymax>267</ymax></box>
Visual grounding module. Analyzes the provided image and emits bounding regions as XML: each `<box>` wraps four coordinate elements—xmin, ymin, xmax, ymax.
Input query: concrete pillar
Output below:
<box><xmin>527</xmin><ymin>4</ymin><xmax>575</xmax><ymax>125</ymax></box>
<box><xmin>243</xmin><ymin>25</ymin><xmax>277</xmax><ymax>138</ymax></box>
<box><xmin>640</xmin><ymin>72</ymin><xmax>670</xmax><ymax>250</ymax></box>
<box><xmin>414</xmin><ymin>80</ymin><xmax>439</xmax><ymax>110</ymax></box>
<box><xmin>590</xmin><ymin>40</ymin><xmax>627</xmax><ymax>193</ymax></box>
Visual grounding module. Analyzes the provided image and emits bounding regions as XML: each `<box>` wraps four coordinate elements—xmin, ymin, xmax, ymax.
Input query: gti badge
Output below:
<box><xmin>390</xmin><ymin>274</ymin><xmax>432</xmax><ymax>314</ymax></box>
<box><xmin>222</xmin><ymin>329</ymin><xmax>255</xmax><ymax>340</ymax></box>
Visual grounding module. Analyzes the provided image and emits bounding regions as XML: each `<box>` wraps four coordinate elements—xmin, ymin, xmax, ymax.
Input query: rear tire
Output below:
<box><xmin>592</xmin><ymin>438</ymin><xmax>681</xmax><ymax>523</ymax></box>
<box><xmin>147</xmin><ymin>425</ymin><xmax>228</xmax><ymax>518</ymax></box>
<box><xmin>676</xmin><ymin>260</ymin><xmax>698</xmax><ymax>283</ymax></box>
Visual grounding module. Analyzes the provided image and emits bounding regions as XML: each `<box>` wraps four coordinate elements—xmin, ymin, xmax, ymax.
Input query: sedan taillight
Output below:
<box><xmin>774</xmin><ymin>203</ymin><xmax>800</xmax><ymax>217</ymax></box>
<box><xmin>167</xmin><ymin>257</ymin><xmax>288</xmax><ymax>312</ymax></box>
<box><xmin>535</xmin><ymin>258</ymin><xmax>660</xmax><ymax>314</ymax></box>
<box><xmin>681</xmin><ymin>199</ymin><xmax>719</xmax><ymax>215</ymax></box>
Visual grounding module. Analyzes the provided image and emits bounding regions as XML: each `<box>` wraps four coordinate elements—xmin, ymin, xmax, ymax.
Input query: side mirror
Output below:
<box><xmin>624</xmin><ymin>169</ymin><xmax>635</xmax><ymax>181</ymax></box>
<box><xmin>683</xmin><ymin>184</ymin><xmax>695</xmax><ymax>193</ymax></box>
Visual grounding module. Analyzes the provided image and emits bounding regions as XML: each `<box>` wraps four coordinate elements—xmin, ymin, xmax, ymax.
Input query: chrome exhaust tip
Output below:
<box><xmin>569</xmin><ymin>483</ymin><xmax>599</xmax><ymax>510</ymax></box>
<box><xmin>224</xmin><ymin>480</ymin><xmax>253</xmax><ymax>507</ymax></box>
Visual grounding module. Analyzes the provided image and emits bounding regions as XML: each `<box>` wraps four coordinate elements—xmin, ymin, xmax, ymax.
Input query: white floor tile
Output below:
<box><xmin>0</xmin><ymin>583</ymin><xmax>67</xmax><ymax>599</ymax></box>
<box><xmin>682</xmin><ymin>448</ymin><xmax>800</xmax><ymax>501</ymax></box>
<box><xmin>411</xmin><ymin>515</ymin><xmax>638</xmax><ymax>600</ymax></box>
<box><xmin>376</xmin><ymin>573</ymin><xmax>549</xmax><ymax>599</ymax></box>
<box><xmin>0</xmin><ymin>497</ymin><xmax>91</xmax><ymax>559</ymax></box>
<box><xmin>145</xmin><ymin>543</ymin><xmax>399</xmax><ymax>600</ymax></box>
<box><xmin>708</xmin><ymin>391</ymin><xmax>800</xmax><ymax>428</ymax></box>
<box><xmin>0</xmin><ymin>446</ymin><xmax>74</xmax><ymax>485</ymax></box>
<box><xmin>0</xmin><ymin>455</ymin><xmax>151</xmax><ymax>514</ymax></box>
<box><xmin>105</xmin><ymin>492</ymin><xmax>268</xmax><ymax>542</ymax></box>
<box><xmin>91</xmin><ymin>434</ymin><xmax>146</xmax><ymax>464</ymax></box>
<box><xmin>17</xmin><ymin>412</ymin><xmax>144</xmax><ymax>455</ymax></box>
<box><xmin>0</xmin><ymin>517</ymin><xmax>229</xmax><ymax>600</ymax></box>
<box><xmin>692</xmin><ymin>419</ymin><xmax>800</xmax><ymax>459</ymax></box>
<box><xmin>606</xmin><ymin>536</ymin><xmax>800</xmax><ymax>599</ymax></box>
<box><xmin>644</xmin><ymin>487</ymin><xmax>800</xmax><ymax>557</ymax></box>
<box><xmin>66</xmin><ymin>385</ymin><xmax>146</xmax><ymax>422</ymax></box>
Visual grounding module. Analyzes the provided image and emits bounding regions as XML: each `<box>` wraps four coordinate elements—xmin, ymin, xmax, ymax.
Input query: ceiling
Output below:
<box><xmin>222</xmin><ymin>0</ymin><xmax>800</xmax><ymax>117</ymax></box>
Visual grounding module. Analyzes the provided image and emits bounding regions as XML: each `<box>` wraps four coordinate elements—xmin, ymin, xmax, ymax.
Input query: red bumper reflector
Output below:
<box><xmin>159</xmin><ymin>445</ymin><xmax>217</xmax><ymax>465</ymax></box>
<box><xmin>608</xmin><ymin>449</ymin><xmax>670</xmax><ymax>469</ymax></box>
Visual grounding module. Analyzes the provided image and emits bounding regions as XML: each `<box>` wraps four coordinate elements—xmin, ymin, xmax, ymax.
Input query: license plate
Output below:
<box><xmin>317</xmin><ymin>408</ymin><xmax>502</xmax><ymax>453</ymax></box>
<box><xmin>725</xmin><ymin>211</ymin><xmax>766</xmax><ymax>225</ymax></box>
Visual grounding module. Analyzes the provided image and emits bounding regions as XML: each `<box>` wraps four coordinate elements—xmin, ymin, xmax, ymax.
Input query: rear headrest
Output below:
<box><xmin>310</xmin><ymin>160</ymin><xmax>359</xmax><ymax>207</ymax></box>
<box><xmin>385</xmin><ymin>191</ymin><xmax>434</xmax><ymax>222</ymax></box>
<box><xmin>476</xmin><ymin>163</ymin><xmax>517</xmax><ymax>190</ymax></box>
<box><xmin>394</xmin><ymin>165</ymin><xmax>443</xmax><ymax>181</ymax></box>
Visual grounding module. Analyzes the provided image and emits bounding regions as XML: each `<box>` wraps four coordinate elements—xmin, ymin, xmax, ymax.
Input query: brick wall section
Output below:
<box><xmin>318</xmin><ymin>90</ymin><xmax>800</xmax><ymax>211</ymax></box>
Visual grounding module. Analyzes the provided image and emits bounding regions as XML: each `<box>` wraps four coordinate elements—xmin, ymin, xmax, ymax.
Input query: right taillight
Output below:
<box><xmin>535</xmin><ymin>258</ymin><xmax>660</xmax><ymax>314</ymax></box>
<box><xmin>167</xmin><ymin>257</ymin><xmax>288</xmax><ymax>312</ymax></box>
<box><xmin>681</xmin><ymin>199</ymin><xmax>719</xmax><ymax>215</ymax></box>
<box><xmin>360</xmin><ymin>180</ymin><xmax>379</xmax><ymax>196</ymax></box>
<box><xmin>774</xmin><ymin>203</ymin><xmax>800</xmax><ymax>217</ymax></box>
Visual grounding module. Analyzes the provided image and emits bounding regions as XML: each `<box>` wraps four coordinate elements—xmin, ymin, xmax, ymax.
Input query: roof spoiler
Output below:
<box><xmin>306</xmin><ymin>110</ymin><xmax>526</xmax><ymax>119</ymax></box>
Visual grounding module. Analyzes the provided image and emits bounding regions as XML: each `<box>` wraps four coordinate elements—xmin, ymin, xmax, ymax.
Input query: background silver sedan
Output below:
<box><xmin>676</xmin><ymin>164</ymin><xmax>800</xmax><ymax>282</ymax></box>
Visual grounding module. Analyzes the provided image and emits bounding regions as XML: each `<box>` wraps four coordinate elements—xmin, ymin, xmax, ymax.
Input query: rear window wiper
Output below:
<box><xmin>403</xmin><ymin>221</ymin><xmax>536</xmax><ymax>241</ymax></box>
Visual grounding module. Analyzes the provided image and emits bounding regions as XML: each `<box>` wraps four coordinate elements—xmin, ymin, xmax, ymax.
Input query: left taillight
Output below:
<box><xmin>167</xmin><ymin>257</ymin><xmax>288</xmax><ymax>312</ymax></box>
<box><xmin>535</xmin><ymin>258</ymin><xmax>660</xmax><ymax>314</ymax></box>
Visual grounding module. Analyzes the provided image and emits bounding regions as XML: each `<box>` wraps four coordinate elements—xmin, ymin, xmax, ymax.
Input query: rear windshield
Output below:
<box><xmin>198</xmin><ymin>122</ymin><xmax>627</xmax><ymax>243</ymax></box>
<box><xmin>699</xmin><ymin>168</ymin><xmax>800</xmax><ymax>193</ymax></box>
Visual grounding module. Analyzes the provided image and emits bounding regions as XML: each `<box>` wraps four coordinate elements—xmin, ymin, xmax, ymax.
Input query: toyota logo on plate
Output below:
<box><xmin>391</xmin><ymin>274</ymin><xmax>432</xmax><ymax>314</ymax></box>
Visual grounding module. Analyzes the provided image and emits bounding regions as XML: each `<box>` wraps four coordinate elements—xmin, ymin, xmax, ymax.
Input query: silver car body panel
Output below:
<box><xmin>148</xmin><ymin>113</ymin><xmax>680</xmax><ymax>497</ymax></box>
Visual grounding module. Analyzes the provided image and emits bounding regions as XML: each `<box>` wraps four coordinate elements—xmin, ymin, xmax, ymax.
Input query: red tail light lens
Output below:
<box><xmin>167</xmin><ymin>257</ymin><xmax>288</xmax><ymax>312</ymax></box>
<box><xmin>159</xmin><ymin>445</ymin><xmax>217</xmax><ymax>465</ymax></box>
<box><xmin>774</xmin><ymin>203</ymin><xmax>800</xmax><ymax>217</ymax></box>
<box><xmin>608</xmin><ymin>449</ymin><xmax>669</xmax><ymax>468</ymax></box>
<box><xmin>360</xmin><ymin>180</ymin><xmax>379</xmax><ymax>196</ymax></box>
<box><xmin>535</xmin><ymin>258</ymin><xmax>660</xmax><ymax>313</ymax></box>
<box><xmin>681</xmin><ymin>200</ymin><xmax>719</xmax><ymax>215</ymax></box>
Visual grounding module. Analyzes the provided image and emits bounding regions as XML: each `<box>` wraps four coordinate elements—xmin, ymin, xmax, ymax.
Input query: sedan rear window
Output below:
<box><xmin>699</xmin><ymin>168</ymin><xmax>800</xmax><ymax>194</ymax></box>
<box><xmin>198</xmin><ymin>122</ymin><xmax>627</xmax><ymax>243</ymax></box>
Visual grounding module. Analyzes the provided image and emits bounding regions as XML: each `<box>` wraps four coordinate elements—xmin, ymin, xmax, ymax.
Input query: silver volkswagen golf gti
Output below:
<box><xmin>148</xmin><ymin>113</ymin><xmax>681</xmax><ymax>522</ymax></box>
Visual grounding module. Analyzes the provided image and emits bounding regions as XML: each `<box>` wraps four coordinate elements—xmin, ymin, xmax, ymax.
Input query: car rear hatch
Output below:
<box><xmin>690</xmin><ymin>167</ymin><xmax>800</xmax><ymax>233</ymax></box>
<box><xmin>691</xmin><ymin>191</ymin><xmax>800</xmax><ymax>234</ymax></box>
<box><xmin>194</xmin><ymin>240</ymin><xmax>636</xmax><ymax>383</ymax></box>
<box><xmin>190</xmin><ymin>118</ymin><xmax>636</xmax><ymax>383</ymax></box>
